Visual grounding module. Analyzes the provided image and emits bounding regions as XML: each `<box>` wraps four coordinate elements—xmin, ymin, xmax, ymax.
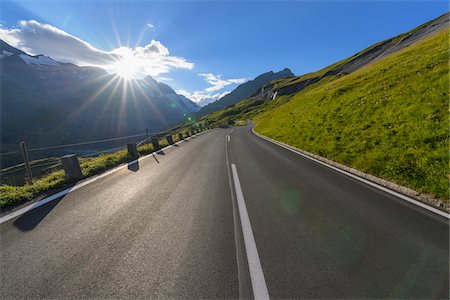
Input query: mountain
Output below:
<box><xmin>196</xmin><ymin>97</ymin><xmax>219</xmax><ymax>108</ymax></box>
<box><xmin>201</xmin><ymin>12</ymin><xmax>449</xmax><ymax>201</ymax></box>
<box><xmin>195</xmin><ymin>68</ymin><xmax>294</xmax><ymax>117</ymax></box>
<box><xmin>252</xmin><ymin>12</ymin><xmax>449</xmax><ymax>102</ymax></box>
<box><xmin>152</xmin><ymin>78</ymin><xmax>200</xmax><ymax>113</ymax></box>
<box><xmin>0</xmin><ymin>40</ymin><xmax>199</xmax><ymax>161</ymax></box>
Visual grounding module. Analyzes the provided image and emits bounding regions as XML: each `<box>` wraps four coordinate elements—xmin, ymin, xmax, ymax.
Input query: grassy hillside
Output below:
<box><xmin>254</xmin><ymin>29</ymin><xmax>448</xmax><ymax>200</ymax></box>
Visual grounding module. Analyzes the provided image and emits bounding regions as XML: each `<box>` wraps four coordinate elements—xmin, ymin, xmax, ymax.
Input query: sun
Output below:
<box><xmin>112</xmin><ymin>54</ymin><xmax>139</xmax><ymax>79</ymax></box>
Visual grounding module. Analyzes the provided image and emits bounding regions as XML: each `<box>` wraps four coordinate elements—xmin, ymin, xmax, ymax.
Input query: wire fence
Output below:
<box><xmin>0</xmin><ymin>129</ymin><xmax>165</xmax><ymax>185</ymax></box>
<box><xmin>0</xmin><ymin>122</ymin><xmax>211</xmax><ymax>186</ymax></box>
<box><xmin>0</xmin><ymin>132</ymin><xmax>153</xmax><ymax>157</ymax></box>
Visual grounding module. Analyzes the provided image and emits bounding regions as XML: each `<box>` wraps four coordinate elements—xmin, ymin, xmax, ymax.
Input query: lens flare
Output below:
<box><xmin>111</xmin><ymin>47</ymin><xmax>140</xmax><ymax>79</ymax></box>
<box><xmin>112</xmin><ymin>56</ymin><xmax>139</xmax><ymax>79</ymax></box>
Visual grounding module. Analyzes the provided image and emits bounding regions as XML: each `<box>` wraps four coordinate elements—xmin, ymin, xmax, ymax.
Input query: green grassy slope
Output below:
<box><xmin>254</xmin><ymin>29</ymin><xmax>448</xmax><ymax>200</ymax></box>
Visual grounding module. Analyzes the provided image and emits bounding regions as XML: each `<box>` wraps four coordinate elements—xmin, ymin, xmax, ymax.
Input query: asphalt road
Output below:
<box><xmin>1</xmin><ymin>126</ymin><xmax>448</xmax><ymax>299</ymax></box>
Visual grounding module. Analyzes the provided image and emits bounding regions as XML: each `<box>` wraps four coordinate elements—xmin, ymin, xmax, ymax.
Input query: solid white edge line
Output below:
<box><xmin>0</xmin><ymin>130</ymin><xmax>211</xmax><ymax>225</ymax></box>
<box><xmin>252</xmin><ymin>129</ymin><xmax>450</xmax><ymax>219</ymax></box>
<box><xmin>231</xmin><ymin>164</ymin><xmax>270</xmax><ymax>300</ymax></box>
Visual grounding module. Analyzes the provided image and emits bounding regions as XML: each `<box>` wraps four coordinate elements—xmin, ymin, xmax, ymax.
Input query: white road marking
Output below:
<box><xmin>228</xmin><ymin>135</ymin><xmax>231</xmax><ymax>142</ymax></box>
<box><xmin>225</xmin><ymin>134</ymin><xmax>246</xmax><ymax>297</ymax></box>
<box><xmin>0</xmin><ymin>130</ymin><xmax>211</xmax><ymax>225</ymax></box>
<box><xmin>252</xmin><ymin>128</ymin><xmax>450</xmax><ymax>219</ymax></box>
<box><xmin>231</xmin><ymin>164</ymin><xmax>270</xmax><ymax>300</ymax></box>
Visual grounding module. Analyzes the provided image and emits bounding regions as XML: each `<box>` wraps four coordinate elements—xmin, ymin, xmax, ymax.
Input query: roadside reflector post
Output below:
<box><xmin>127</xmin><ymin>143</ymin><xmax>139</xmax><ymax>158</ymax></box>
<box><xmin>61</xmin><ymin>154</ymin><xmax>83</xmax><ymax>181</ymax></box>
<box><xmin>151</xmin><ymin>136</ymin><xmax>160</xmax><ymax>151</ymax></box>
<box><xmin>19</xmin><ymin>141</ymin><xmax>33</xmax><ymax>184</ymax></box>
<box><xmin>178</xmin><ymin>133</ymin><xmax>183</xmax><ymax>140</ymax></box>
<box><xmin>166</xmin><ymin>135</ymin><xmax>174</xmax><ymax>145</ymax></box>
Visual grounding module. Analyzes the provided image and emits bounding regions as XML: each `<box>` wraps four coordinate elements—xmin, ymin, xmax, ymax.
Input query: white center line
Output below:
<box><xmin>228</xmin><ymin>135</ymin><xmax>231</xmax><ymax>142</ymax></box>
<box><xmin>231</xmin><ymin>164</ymin><xmax>270</xmax><ymax>300</ymax></box>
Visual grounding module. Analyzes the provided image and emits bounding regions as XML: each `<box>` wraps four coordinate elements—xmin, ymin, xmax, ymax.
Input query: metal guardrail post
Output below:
<box><xmin>19</xmin><ymin>141</ymin><xmax>33</xmax><ymax>184</ymax></box>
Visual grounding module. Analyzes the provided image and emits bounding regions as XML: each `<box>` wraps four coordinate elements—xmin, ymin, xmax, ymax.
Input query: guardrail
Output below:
<box><xmin>0</xmin><ymin>124</ymin><xmax>212</xmax><ymax>186</ymax></box>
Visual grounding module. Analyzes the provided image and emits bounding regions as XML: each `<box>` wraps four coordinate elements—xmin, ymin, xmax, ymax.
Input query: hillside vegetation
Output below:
<box><xmin>254</xmin><ymin>29</ymin><xmax>448</xmax><ymax>200</ymax></box>
<box><xmin>201</xmin><ymin>25</ymin><xmax>448</xmax><ymax>202</ymax></box>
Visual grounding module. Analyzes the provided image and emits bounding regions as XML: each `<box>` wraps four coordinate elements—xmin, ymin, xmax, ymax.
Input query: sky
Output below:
<box><xmin>0</xmin><ymin>0</ymin><xmax>448</xmax><ymax>105</ymax></box>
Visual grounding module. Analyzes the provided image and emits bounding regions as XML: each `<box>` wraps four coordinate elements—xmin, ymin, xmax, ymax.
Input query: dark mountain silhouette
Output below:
<box><xmin>0</xmin><ymin>40</ymin><xmax>199</xmax><ymax>159</ymax></box>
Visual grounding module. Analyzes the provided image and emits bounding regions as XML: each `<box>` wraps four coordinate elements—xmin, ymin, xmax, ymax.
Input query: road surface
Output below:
<box><xmin>1</xmin><ymin>126</ymin><xmax>448</xmax><ymax>298</ymax></box>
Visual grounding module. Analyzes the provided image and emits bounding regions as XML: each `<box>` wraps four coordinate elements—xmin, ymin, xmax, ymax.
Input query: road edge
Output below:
<box><xmin>251</xmin><ymin>127</ymin><xmax>450</xmax><ymax>216</ymax></box>
<box><xmin>0</xmin><ymin>129</ymin><xmax>212</xmax><ymax>224</ymax></box>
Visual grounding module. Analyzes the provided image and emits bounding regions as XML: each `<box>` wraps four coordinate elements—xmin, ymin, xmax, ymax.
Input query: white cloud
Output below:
<box><xmin>0</xmin><ymin>20</ymin><xmax>193</xmax><ymax>77</ymax></box>
<box><xmin>176</xmin><ymin>89</ymin><xmax>231</xmax><ymax>104</ymax></box>
<box><xmin>176</xmin><ymin>73</ymin><xmax>247</xmax><ymax>105</ymax></box>
<box><xmin>199</xmin><ymin>73</ymin><xmax>248</xmax><ymax>92</ymax></box>
<box><xmin>147</xmin><ymin>23</ymin><xmax>155</xmax><ymax>30</ymax></box>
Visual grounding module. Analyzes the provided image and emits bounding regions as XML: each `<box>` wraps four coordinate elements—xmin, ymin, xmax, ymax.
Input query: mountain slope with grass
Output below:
<box><xmin>195</xmin><ymin>68</ymin><xmax>294</xmax><ymax>117</ymax></box>
<box><xmin>202</xmin><ymin>13</ymin><xmax>449</xmax><ymax>202</ymax></box>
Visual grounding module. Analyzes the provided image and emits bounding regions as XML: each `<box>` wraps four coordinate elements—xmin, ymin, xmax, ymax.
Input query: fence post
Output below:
<box><xmin>151</xmin><ymin>136</ymin><xmax>160</xmax><ymax>150</ymax></box>
<box><xmin>185</xmin><ymin>131</ymin><xmax>190</xmax><ymax>137</ymax></box>
<box><xmin>127</xmin><ymin>143</ymin><xmax>139</xmax><ymax>158</ymax></box>
<box><xmin>178</xmin><ymin>133</ymin><xmax>183</xmax><ymax>140</ymax></box>
<box><xmin>61</xmin><ymin>154</ymin><xmax>83</xmax><ymax>181</ymax></box>
<box><xmin>19</xmin><ymin>141</ymin><xmax>32</xmax><ymax>184</ymax></box>
<box><xmin>166</xmin><ymin>135</ymin><xmax>173</xmax><ymax>145</ymax></box>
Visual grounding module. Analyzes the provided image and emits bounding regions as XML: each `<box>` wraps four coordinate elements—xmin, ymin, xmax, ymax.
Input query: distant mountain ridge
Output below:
<box><xmin>0</xmin><ymin>40</ymin><xmax>199</xmax><ymax>160</ymax></box>
<box><xmin>196</xmin><ymin>68</ymin><xmax>294</xmax><ymax>117</ymax></box>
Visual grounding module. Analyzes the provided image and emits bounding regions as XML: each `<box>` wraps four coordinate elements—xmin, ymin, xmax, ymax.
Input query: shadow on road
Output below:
<box><xmin>128</xmin><ymin>160</ymin><xmax>139</xmax><ymax>172</ymax></box>
<box><xmin>157</xmin><ymin>150</ymin><xmax>166</xmax><ymax>155</ymax></box>
<box><xmin>13</xmin><ymin>198</ymin><xmax>62</xmax><ymax>231</ymax></box>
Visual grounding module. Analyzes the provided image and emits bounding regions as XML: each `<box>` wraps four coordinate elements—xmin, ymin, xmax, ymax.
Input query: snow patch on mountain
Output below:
<box><xmin>19</xmin><ymin>54</ymin><xmax>60</xmax><ymax>66</ymax></box>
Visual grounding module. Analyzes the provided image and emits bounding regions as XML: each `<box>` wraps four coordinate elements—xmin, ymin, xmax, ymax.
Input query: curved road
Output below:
<box><xmin>1</xmin><ymin>125</ymin><xmax>448</xmax><ymax>298</ymax></box>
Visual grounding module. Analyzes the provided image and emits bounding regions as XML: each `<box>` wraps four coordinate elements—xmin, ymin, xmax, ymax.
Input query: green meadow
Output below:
<box><xmin>254</xmin><ymin>29</ymin><xmax>449</xmax><ymax>200</ymax></box>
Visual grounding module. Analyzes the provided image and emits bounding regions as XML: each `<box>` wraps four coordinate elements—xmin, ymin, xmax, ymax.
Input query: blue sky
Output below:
<box><xmin>0</xmin><ymin>0</ymin><xmax>448</xmax><ymax>104</ymax></box>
